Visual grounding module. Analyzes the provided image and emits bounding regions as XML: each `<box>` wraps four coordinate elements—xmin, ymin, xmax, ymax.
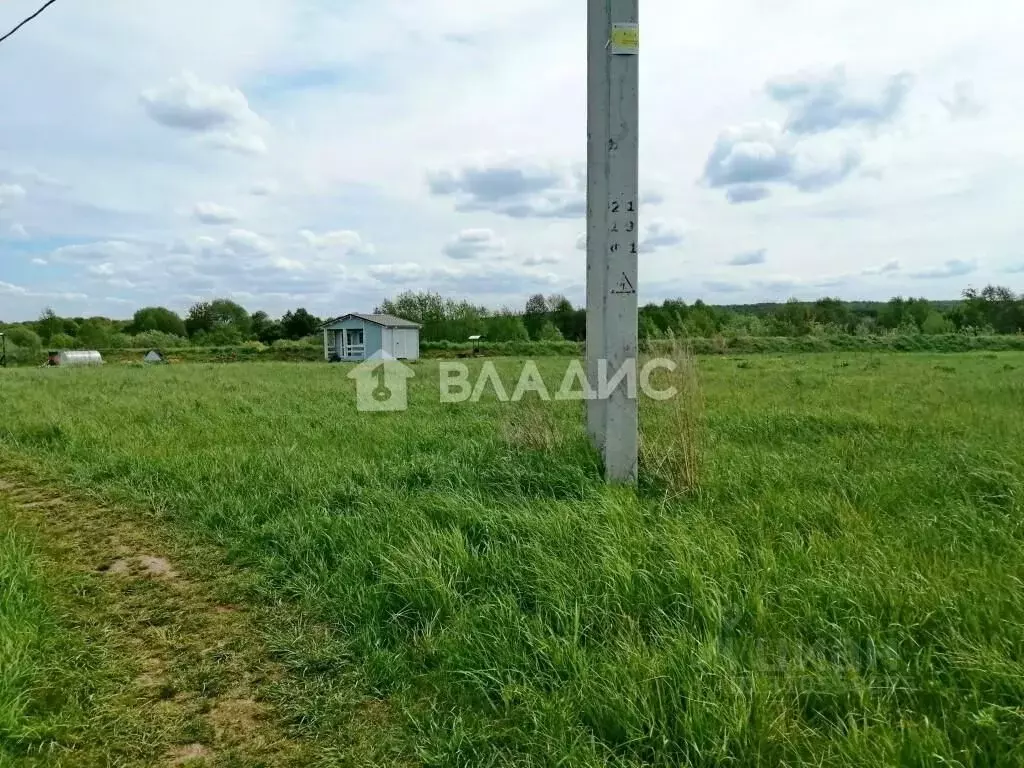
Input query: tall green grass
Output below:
<box><xmin>0</xmin><ymin>510</ymin><xmax>81</xmax><ymax>761</ymax></box>
<box><xmin>1</xmin><ymin>353</ymin><xmax>1023</xmax><ymax>765</ymax></box>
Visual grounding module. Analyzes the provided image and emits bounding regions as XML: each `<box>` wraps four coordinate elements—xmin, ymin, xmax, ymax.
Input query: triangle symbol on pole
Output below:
<box><xmin>612</xmin><ymin>272</ymin><xmax>636</xmax><ymax>294</ymax></box>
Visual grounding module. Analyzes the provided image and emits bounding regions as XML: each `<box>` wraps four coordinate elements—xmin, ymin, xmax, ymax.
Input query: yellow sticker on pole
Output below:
<box><xmin>611</xmin><ymin>23</ymin><xmax>639</xmax><ymax>55</ymax></box>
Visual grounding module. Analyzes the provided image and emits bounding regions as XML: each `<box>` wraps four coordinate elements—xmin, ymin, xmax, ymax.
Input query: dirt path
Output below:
<box><xmin>0</xmin><ymin>474</ymin><xmax>320</xmax><ymax>767</ymax></box>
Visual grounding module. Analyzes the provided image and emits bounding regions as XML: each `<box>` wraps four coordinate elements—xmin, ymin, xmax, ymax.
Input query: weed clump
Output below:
<box><xmin>641</xmin><ymin>343</ymin><xmax>704</xmax><ymax>497</ymax></box>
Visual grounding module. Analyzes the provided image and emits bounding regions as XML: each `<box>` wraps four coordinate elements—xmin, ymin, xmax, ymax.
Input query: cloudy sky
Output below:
<box><xmin>1</xmin><ymin>0</ymin><xmax>1021</xmax><ymax>320</ymax></box>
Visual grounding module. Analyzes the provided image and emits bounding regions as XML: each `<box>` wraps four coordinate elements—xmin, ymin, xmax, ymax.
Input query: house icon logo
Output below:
<box><xmin>347</xmin><ymin>351</ymin><xmax>415</xmax><ymax>412</ymax></box>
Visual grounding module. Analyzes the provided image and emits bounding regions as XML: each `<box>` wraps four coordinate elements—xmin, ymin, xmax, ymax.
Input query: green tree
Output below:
<box><xmin>210</xmin><ymin>299</ymin><xmax>252</xmax><ymax>337</ymax></box>
<box><xmin>250</xmin><ymin>311</ymin><xmax>284</xmax><ymax>344</ymax></box>
<box><xmin>682</xmin><ymin>301</ymin><xmax>719</xmax><ymax>337</ymax></box>
<box><xmin>548</xmin><ymin>295</ymin><xmax>585</xmax><ymax>341</ymax></box>
<box><xmin>971</xmin><ymin>285</ymin><xmax>1024</xmax><ymax>334</ymax></box>
<box><xmin>205</xmin><ymin>325</ymin><xmax>243</xmax><ymax>346</ymax></box>
<box><xmin>773</xmin><ymin>299</ymin><xmax>811</xmax><ymax>336</ymax></box>
<box><xmin>523</xmin><ymin>294</ymin><xmax>549</xmax><ymax>340</ymax></box>
<box><xmin>186</xmin><ymin>302</ymin><xmax>215</xmax><ymax>337</ymax></box>
<box><xmin>131</xmin><ymin>307</ymin><xmax>187</xmax><ymax>337</ymax></box>
<box><xmin>536</xmin><ymin>320</ymin><xmax>564</xmax><ymax>342</ymax></box>
<box><xmin>376</xmin><ymin>292</ymin><xmax>447</xmax><ymax>325</ymax></box>
<box><xmin>37</xmin><ymin>308</ymin><xmax>63</xmax><ymax>342</ymax></box>
<box><xmin>812</xmin><ymin>298</ymin><xmax>855</xmax><ymax>332</ymax></box>
<box><xmin>904</xmin><ymin>298</ymin><xmax>932</xmax><ymax>330</ymax></box>
<box><xmin>187</xmin><ymin>299</ymin><xmax>251</xmax><ymax>339</ymax></box>
<box><xmin>76</xmin><ymin>319</ymin><xmax>112</xmax><ymax>348</ymax></box>
<box><xmin>105</xmin><ymin>333</ymin><xmax>133</xmax><ymax>349</ymax></box>
<box><xmin>4</xmin><ymin>326</ymin><xmax>42</xmax><ymax>351</ymax></box>
<box><xmin>49</xmin><ymin>333</ymin><xmax>76</xmax><ymax>349</ymax></box>
<box><xmin>640</xmin><ymin>315</ymin><xmax>661</xmax><ymax>341</ymax></box>
<box><xmin>921</xmin><ymin>311</ymin><xmax>954</xmax><ymax>335</ymax></box>
<box><xmin>877</xmin><ymin>297</ymin><xmax>908</xmax><ymax>331</ymax></box>
<box><xmin>281</xmin><ymin>308</ymin><xmax>321</xmax><ymax>340</ymax></box>
<box><xmin>485</xmin><ymin>313</ymin><xmax>530</xmax><ymax>342</ymax></box>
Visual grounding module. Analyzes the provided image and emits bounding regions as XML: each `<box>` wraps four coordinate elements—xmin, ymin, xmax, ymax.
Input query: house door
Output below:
<box><xmin>345</xmin><ymin>328</ymin><xmax>365</xmax><ymax>358</ymax></box>
<box><xmin>393</xmin><ymin>330</ymin><xmax>407</xmax><ymax>359</ymax></box>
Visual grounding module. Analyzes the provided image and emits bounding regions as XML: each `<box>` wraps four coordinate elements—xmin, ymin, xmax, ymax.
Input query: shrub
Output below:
<box><xmin>104</xmin><ymin>333</ymin><xmax>133</xmax><ymax>349</ymax></box>
<box><xmin>2</xmin><ymin>326</ymin><xmax>42</xmax><ymax>351</ymax></box>
<box><xmin>271</xmin><ymin>339</ymin><xmax>309</xmax><ymax>350</ymax></box>
<box><xmin>536</xmin><ymin>321</ymin><xmax>564</xmax><ymax>342</ymax></box>
<box><xmin>48</xmin><ymin>333</ymin><xmax>76</xmax><ymax>350</ymax></box>
<box><xmin>130</xmin><ymin>331</ymin><xmax>190</xmax><ymax>349</ymax></box>
<box><xmin>2</xmin><ymin>341</ymin><xmax>41</xmax><ymax>366</ymax></box>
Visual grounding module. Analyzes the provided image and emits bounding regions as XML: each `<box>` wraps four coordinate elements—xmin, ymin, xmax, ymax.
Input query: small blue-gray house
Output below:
<box><xmin>321</xmin><ymin>313</ymin><xmax>422</xmax><ymax>361</ymax></box>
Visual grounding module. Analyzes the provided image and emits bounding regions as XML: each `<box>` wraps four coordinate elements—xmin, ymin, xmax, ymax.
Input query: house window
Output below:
<box><xmin>346</xmin><ymin>329</ymin><xmax>364</xmax><ymax>347</ymax></box>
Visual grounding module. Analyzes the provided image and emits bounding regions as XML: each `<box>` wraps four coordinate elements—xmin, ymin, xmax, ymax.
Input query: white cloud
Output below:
<box><xmin>704</xmin><ymin>279</ymin><xmax>746</xmax><ymax>293</ymax></box>
<box><xmin>0</xmin><ymin>280</ymin><xmax>86</xmax><ymax>301</ymax></box>
<box><xmin>141</xmin><ymin>72</ymin><xmax>266</xmax><ymax>155</ymax></box>
<box><xmin>728</xmin><ymin>249</ymin><xmax>767</xmax><ymax>266</ymax></box>
<box><xmin>725</xmin><ymin>185</ymin><xmax>771</xmax><ymax>204</ymax></box>
<box><xmin>523</xmin><ymin>252</ymin><xmax>562</xmax><ymax>266</ymax></box>
<box><xmin>429</xmin><ymin>159</ymin><xmax>586</xmax><ymax>219</ymax></box>
<box><xmin>88</xmin><ymin>262</ymin><xmax>118</xmax><ymax>276</ymax></box>
<box><xmin>141</xmin><ymin>72</ymin><xmax>258</xmax><ymax>132</ymax></box>
<box><xmin>250</xmin><ymin>181</ymin><xmax>278</xmax><ymax>196</ymax></box>
<box><xmin>194</xmin><ymin>202</ymin><xmax>240</xmax><ymax>224</ymax></box>
<box><xmin>908</xmin><ymin>259</ymin><xmax>977</xmax><ymax>279</ymax></box>
<box><xmin>0</xmin><ymin>281</ymin><xmax>27</xmax><ymax>295</ymax></box>
<box><xmin>202</xmin><ymin>131</ymin><xmax>268</xmax><ymax>156</ymax></box>
<box><xmin>862</xmin><ymin>259</ymin><xmax>901</xmax><ymax>276</ymax></box>
<box><xmin>941</xmin><ymin>81</ymin><xmax>984</xmax><ymax>120</ymax></box>
<box><xmin>813</xmin><ymin>274</ymin><xmax>853</xmax><ymax>288</ymax></box>
<box><xmin>51</xmin><ymin>241</ymin><xmax>144</xmax><ymax>264</ymax></box>
<box><xmin>299</xmin><ymin>229</ymin><xmax>374</xmax><ymax>255</ymax></box>
<box><xmin>223</xmin><ymin>229</ymin><xmax>275</xmax><ymax>257</ymax></box>
<box><xmin>9</xmin><ymin>223</ymin><xmax>29</xmax><ymax>239</ymax></box>
<box><xmin>31</xmin><ymin>258</ymin><xmax>47</xmax><ymax>266</ymax></box>
<box><xmin>640</xmin><ymin>221</ymin><xmax>686</xmax><ymax>253</ymax></box>
<box><xmin>766</xmin><ymin>67</ymin><xmax>914</xmax><ymax>135</ymax></box>
<box><xmin>702</xmin><ymin>121</ymin><xmax>863</xmax><ymax>202</ymax></box>
<box><xmin>370</xmin><ymin>261</ymin><xmax>563</xmax><ymax>300</ymax></box>
<box><xmin>0</xmin><ymin>183</ymin><xmax>26</xmax><ymax>208</ymax></box>
<box><xmin>368</xmin><ymin>262</ymin><xmax>426</xmax><ymax>283</ymax></box>
<box><xmin>443</xmin><ymin>228</ymin><xmax>508</xmax><ymax>260</ymax></box>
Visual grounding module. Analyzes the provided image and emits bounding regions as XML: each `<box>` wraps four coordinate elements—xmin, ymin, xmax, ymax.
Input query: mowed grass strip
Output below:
<box><xmin>0</xmin><ymin>511</ymin><xmax>70</xmax><ymax>760</ymax></box>
<box><xmin>0</xmin><ymin>478</ymin><xmax>403</xmax><ymax>767</ymax></box>
<box><xmin>1</xmin><ymin>353</ymin><xmax>1023</xmax><ymax>766</ymax></box>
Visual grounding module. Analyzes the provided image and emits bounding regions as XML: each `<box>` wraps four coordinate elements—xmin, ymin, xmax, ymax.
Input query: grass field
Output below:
<box><xmin>2</xmin><ymin>352</ymin><xmax>1024</xmax><ymax>766</ymax></box>
<box><xmin>0</xmin><ymin>511</ymin><xmax>67</xmax><ymax>756</ymax></box>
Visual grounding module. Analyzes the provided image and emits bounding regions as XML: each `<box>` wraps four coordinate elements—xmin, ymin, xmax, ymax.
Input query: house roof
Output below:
<box><xmin>322</xmin><ymin>312</ymin><xmax>422</xmax><ymax>329</ymax></box>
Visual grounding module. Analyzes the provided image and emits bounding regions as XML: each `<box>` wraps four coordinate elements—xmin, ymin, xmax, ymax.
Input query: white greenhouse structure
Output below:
<box><xmin>52</xmin><ymin>350</ymin><xmax>103</xmax><ymax>367</ymax></box>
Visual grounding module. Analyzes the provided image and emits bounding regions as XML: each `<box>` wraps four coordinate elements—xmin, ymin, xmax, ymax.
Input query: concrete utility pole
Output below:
<box><xmin>586</xmin><ymin>0</ymin><xmax>640</xmax><ymax>483</ymax></box>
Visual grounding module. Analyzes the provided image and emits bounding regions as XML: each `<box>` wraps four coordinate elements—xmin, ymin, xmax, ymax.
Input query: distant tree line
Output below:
<box><xmin>0</xmin><ymin>301</ymin><xmax>325</xmax><ymax>364</ymax></box>
<box><xmin>2</xmin><ymin>285</ymin><xmax>1022</xmax><ymax>364</ymax></box>
<box><xmin>378</xmin><ymin>285</ymin><xmax>1024</xmax><ymax>343</ymax></box>
<box><xmin>374</xmin><ymin>293</ymin><xmax>583</xmax><ymax>343</ymax></box>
